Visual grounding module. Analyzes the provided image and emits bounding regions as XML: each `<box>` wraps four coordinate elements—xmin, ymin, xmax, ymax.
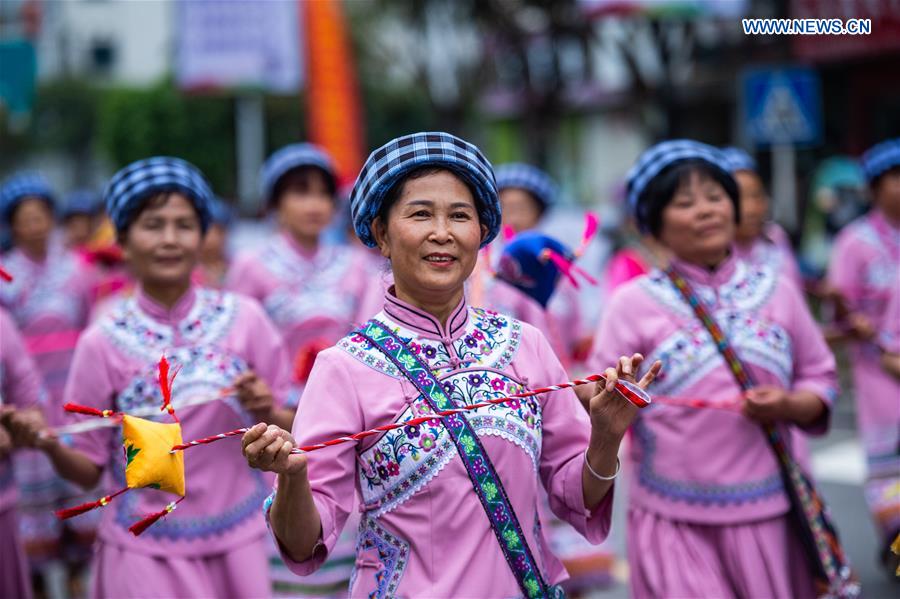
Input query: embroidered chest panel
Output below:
<box><xmin>0</xmin><ymin>250</ymin><xmax>84</xmax><ymax>326</ymax></box>
<box><xmin>852</xmin><ymin>218</ymin><xmax>900</xmax><ymax>295</ymax></box>
<box><xmin>357</xmin><ymin>369</ymin><xmax>540</xmax><ymax>517</ymax></box>
<box><xmin>338</xmin><ymin>307</ymin><xmax>523</xmax><ymax>379</ymax></box>
<box><xmin>114</xmin><ymin>344</ymin><xmax>251</xmax><ymax>425</ymax></box>
<box><xmin>338</xmin><ymin>309</ymin><xmax>534</xmax><ymax>516</ymax></box>
<box><xmin>638</xmin><ymin>263</ymin><xmax>792</xmax><ymax>395</ymax></box>
<box><xmin>98</xmin><ymin>289</ymin><xmax>237</xmax><ymax>363</ymax></box>
<box><xmin>258</xmin><ymin>241</ymin><xmax>358</xmax><ymax>327</ymax></box>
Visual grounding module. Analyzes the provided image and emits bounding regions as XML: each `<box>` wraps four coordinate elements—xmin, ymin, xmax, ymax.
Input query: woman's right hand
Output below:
<box><xmin>242</xmin><ymin>423</ymin><xmax>308</xmax><ymax>477</ymax></box>
<box><xmin>4</xmin><ymin>407</ymin><xmax>54</xmax><ymax>450</ymax></box>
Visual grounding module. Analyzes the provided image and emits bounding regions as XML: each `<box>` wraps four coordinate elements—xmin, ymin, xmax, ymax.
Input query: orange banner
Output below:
<box><xmin>303</xmin><ymin>0</ymin><xmax>366</xmax><ymax>187</ymax></box>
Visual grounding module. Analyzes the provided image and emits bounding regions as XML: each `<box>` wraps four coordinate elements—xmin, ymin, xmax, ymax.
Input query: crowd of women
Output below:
<box><xmin>0</xmin><ymin>131</ymin><xmax>897</xmax><ymax>599</ymax></box>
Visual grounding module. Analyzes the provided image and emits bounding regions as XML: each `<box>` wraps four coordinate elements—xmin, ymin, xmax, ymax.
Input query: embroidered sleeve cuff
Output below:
<box><xmin>561</xmin><ymin>453</ymin><xmax>614</xmax><ymax>544</ymax></box>
<box><xmin>792</xmin><ymin>382</ymin><xmax>836</xmax><ymax>435</ymax></box>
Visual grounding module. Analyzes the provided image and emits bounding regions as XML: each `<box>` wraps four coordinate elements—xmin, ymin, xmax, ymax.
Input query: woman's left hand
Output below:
<box><xmin>588</xmin><ymin>353</ymin><xmax>661</xmax><ymax>439</ymax></box>
<box><xmin>233</xmin><ymin>371</ymin><xmax>276</xmax><ymax>423</ymax></box>
<box><xmin>742</xmin><ymin>386</ymin><xmax>791</xmax><ymax>423</ymax></box>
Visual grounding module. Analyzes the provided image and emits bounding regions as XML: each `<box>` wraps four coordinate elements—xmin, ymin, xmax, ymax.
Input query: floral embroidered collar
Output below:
<box><xmin>382</xmin><ymin>287</ymin><xmax>469</xmax><ymax>342</ymax></box>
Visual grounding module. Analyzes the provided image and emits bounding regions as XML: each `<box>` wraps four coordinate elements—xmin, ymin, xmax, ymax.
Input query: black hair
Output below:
<box><xmin>637</xmin><ymin>159</ymin><xmax>740</xmax><ymax>238</ymax></box>
<box><xmin>116</xmin><ymin>191</ymin><xmax>202</xmax><ymax>242</ymax></box>
<box><xmin>376</xmin><ymin>165</ymin><xmax>483</xmax><ymax>226</ymax></box>
<box><xmin>271</xmin><ymin>165</ymin><xmax>337</xmax><ymax>208</ymax></box>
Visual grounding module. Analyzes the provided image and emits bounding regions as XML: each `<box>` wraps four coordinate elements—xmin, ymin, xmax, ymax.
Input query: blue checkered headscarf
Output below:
<box><xmin>104</xmin><ymin>157</ymin><xmax>214</xmax><ymax>233</ymax></box>
<box><xmin>626</xmin><ymin>139</ymin><xmax>734</xmax><ymax>233</ymax></box>
<box><xmin>860</xmin><ymin>138</ymin><xmax>900</xmax><ymax>183</ymax></box>
<box><xmin>720</xmin><ymin>147</ymin><xmax>757</xmax><ymax>174</ymax></box>
<box><xmin>261</xmin><ymin>143</ymin><xmax>336</xmax><ymax>205</ymax></box>
<box><xmin>208</xmin><ymin>196</ymin><xmax>235</xmax><ymax>228</ymax></box>
<box><xmin>495</xmin><ymin>163</ymin><xmax>558</xmax><ymax>211</ymax></box>
<box><xmin>0</xmin><ymin>171</ymin><xmax>55</xmax><ymax>224</ymax></box>
<box><xmin>61</xmin><ymin>189</ymin><xmax>101</xmax><ymax>219</ymax></box>
<box><xmin>350</xmin><ymin>132</ymin><xmax>501</xmax><ymax>248</ymax></box>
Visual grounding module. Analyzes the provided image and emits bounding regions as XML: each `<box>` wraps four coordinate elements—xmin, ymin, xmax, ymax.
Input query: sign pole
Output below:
<box><xmin>235</xmin><ymin>93</ymin><xmax>265</xmax><ymax>215</ymax></box>
<box><xmin>771</xmin><ymin>143</ymin><xmax>797</xmax><ymax>233</ymax></box>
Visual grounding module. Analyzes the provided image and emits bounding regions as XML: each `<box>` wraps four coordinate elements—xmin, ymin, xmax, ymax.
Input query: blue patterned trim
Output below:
<box><xmin>350</xmin><ymin>515</ymin><xmax>410</xmax><ymax>599</ymax></box>
<box><xmin>111</xmin><ymin>465</ymin><xmax>270</xmax><ymax>541</ymax></box>
<box><xmin>633</xmin><ymin>418</ymin><xmax>784</xmax><ymax>504</ymax></box>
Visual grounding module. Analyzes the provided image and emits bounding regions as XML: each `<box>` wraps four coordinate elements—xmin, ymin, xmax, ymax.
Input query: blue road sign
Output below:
<box><xmin>742</xmin><ymin>67</ymin><xmax>822</xmax><ymax>147</ymax></box>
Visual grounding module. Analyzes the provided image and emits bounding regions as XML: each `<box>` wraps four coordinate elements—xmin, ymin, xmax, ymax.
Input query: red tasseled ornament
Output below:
<box><xmin>56</xmin><ymin>487</ymin><xmax>129</xmax><ymax>520</ymax></box>
<box><xmin>128</xmin><ymin>497</ymin><xmax>185</xmax><ymax>536</ymax></box>
<box><xmin>63</xmin><ymin>403</ymin><xmax>119</xmax><ymax>418</ymax></box>
<box><xmin>0</xmin><ymin>265</ymin><xmax>12</xmax><ymax>282</ymax></box>
<box><xmin>157</xmin><ymin>355</ymin><xmax>181</xmax><ymax>423</ymax></box>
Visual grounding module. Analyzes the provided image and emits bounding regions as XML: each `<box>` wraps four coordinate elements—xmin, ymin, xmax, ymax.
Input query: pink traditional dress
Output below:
<box><xmin>591</xmin><ymin>254</ymin><xmax>837</xmax><ymax>598</ymax></box>
<box><xmin>63</xmin><ymin>284</ymin><xmax>290</xmax><ymax>597</ymax></box>
<box><xmin>270</xmin><ymin>289</ymin><xmax>614</xmax><ymax>597</ymax></box>
<box><xmin>0</xmin><ymin>241</ymin><xmax>97</xmax><ymax>562</ymax></box>
<box><xmin>227</xmin><ymin>232</ymin><xmax>383</xmax><ymax>406</ymax></box>
<box><xmin>0</xmin><ymin>308</ymin><xmax>43</xmax><ymax>599</ymax></box>
<box><xmin>227</xmin><ymin>233</ymin><xmax>382</xmax><ymax>596</ymax></box>
<box><xmin>828</xmin><ymin>208</ymin><xmax>900</xmax><ymax>542</ymax></box>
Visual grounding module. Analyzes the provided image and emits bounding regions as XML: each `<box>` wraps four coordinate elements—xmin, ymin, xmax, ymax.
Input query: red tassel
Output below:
<box><xmin>56</xmin><ymin>487</ymin><xmax>129</xmax><ymax>520</ymax></box>
<box><xmin>63</xmin><ymin>403</ymin><xmax>119</xmax><ymax>418</ymax></box>
<box><xmin>574</xmin><ymin>212</ymin><xmax>599</xmax><ymax>258</ymax></box>
<box><xmin>502</xmin><ymin>224</ymin><xmax>516</xmax><ymax>243</ymax></box>
<box><xmin>541</xmin><ymin>249</ymin><xmax>581</xmax><ymax>288</ymax></box>
<box><xmin>128</xmin><ymin>497</ymin><xmax>185</xmax><ymax>536</ymax></box>
<box><xmin>0</xmin><ymin>265</ymin><xmax>12</xmax><ymax>282</ymax></box>
<box><xmin>157</xmin><ymin>355</ymin><xmax>181</xmax><ymax>423</ymax></box>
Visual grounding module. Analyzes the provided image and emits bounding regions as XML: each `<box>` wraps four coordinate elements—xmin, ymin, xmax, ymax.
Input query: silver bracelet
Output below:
<box><xmin>584</xmin><ymin>451</ymin><xmax>620</xmax><ymax>481</ymax></box>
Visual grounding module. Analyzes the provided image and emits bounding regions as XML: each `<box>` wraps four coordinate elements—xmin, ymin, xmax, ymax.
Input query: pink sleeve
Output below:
<box><xmin>766</xmin><ymin>225</ymin><xmax>804</xmax><ymax>290</ymax></box>
<box><xmin>781</xmin><ymin>283</ymin><xmax>837</xmax><ymax>435</ymax></box>
<box><xmin>881</xmin><ymin>286</ymin><xmax>900</xmax><ymax>354</ymax></box>
<box><xmin>238</xmin><ymin>298</ymin><xmax>291</xmax><ymax>408</ymax></box>
<box><xmin>1</xmin><ymin>311</ymin><xmax>42</xmax><ymax>409</ymax></box>
<box><xmin>64</xmin><ymin>329</ymin><xmax>118</xmax><ymax>468</ymax></box>
<box><xmin>827</xmin><ymin>230</ymin><xmax>861</xmax><ymax>305</ymax></box>
<box><xmin>588</xmin><ymin>284</ymin><xmax>648</xmax><ymax>374</ymax></box>
<box><xmin>271</xmin><ymin>349</ymin><xmax>364</xmax><ymax>575</ymax></box>
<box><xmin>225</xmin><ymin>254</ymin><xmax>265</xmax><ymax>302</ymax></box>
<box><xmin>526</xmin><ymin>325</ymin><xmax>613</xmax><ymax>544</ymax></box>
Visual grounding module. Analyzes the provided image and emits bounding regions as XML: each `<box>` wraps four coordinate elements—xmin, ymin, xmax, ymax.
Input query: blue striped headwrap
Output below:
<box><xmin>494</xmin><ymin>163</ymin><xmax>558</xmax><ymax>211</ymax></box>
<box><xmin>261</xmin><ymin>143</ymin><xmax>336</xmax><ymax>205</ymax></box>
<box><xmin>208</xmin><ymin>196</ymin><xmax>235</xmax><ymax>228</ymax></box>
<box><xmin>350</xmin><ymin>132</ymin><xmax>501</xmax><ymax>248</ymax></box>
<box><xmin>720</xmin><ymin>147</ymin><xmax>758</xmax><ymax>174</ymax></box>
<box><xmin>61</xmin><ymin>189</ymin><xmax>101</xmax><ymax>219</ymax></box>
<box><xmin>860</xmin><ymin>138</ymin><xmax>900</xmax><ymax>183</ymax></box>
<box><xmin>104</xmin><ymin>157</ymin><xmax>214</xmax><ymax>233</ymax></box>
<box><xmin>0</xmin><ymin>171</ymin><xmax>55</xmax><ymax>224</ymax></box>
<box><xmin>626</xmin><ymin>139</ymin><xmax>734</xmax><ymax>233</ymax></box>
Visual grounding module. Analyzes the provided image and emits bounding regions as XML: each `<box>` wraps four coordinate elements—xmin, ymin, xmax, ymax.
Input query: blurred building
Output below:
<box><xmin>2</xmin><ymin>0</ymin><xmax>172</xmax><ymax>85</ymax></box>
